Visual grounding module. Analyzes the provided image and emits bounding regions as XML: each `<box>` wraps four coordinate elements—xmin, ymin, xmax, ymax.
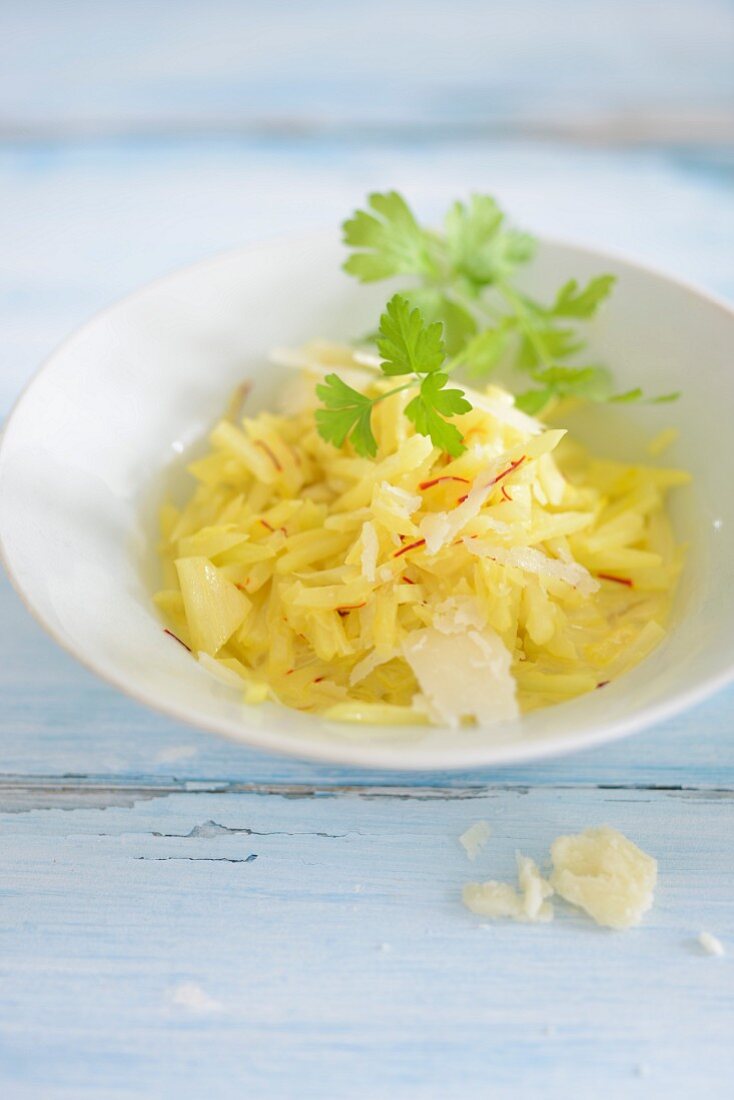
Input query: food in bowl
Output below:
<box><xmin>153</xmin><ymin>192</ymin><xmax>687</xmax><ymax>727</ymax></box>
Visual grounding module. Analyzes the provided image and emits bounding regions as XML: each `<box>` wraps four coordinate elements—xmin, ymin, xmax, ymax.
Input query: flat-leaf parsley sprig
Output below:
<box><xmin>342</xmin><ymin>191</ymin><xmax>678</xmax><ymax>414</ymax></box>
<box><xmin>315</xmin><ymin>294</ymin><xmax>471</xmax><ymax>458</ymax></box>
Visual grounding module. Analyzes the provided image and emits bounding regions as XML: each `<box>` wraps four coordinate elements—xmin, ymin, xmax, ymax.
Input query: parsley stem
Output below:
<box><xmin>371</xmin><ymin>380</ymin><xmax>417</xmax><ymax>405</ymax></box>
<box><xmin>498</xmin><ymin>284</ymin><xmax>553</xmax><ymax>369</ymax></box>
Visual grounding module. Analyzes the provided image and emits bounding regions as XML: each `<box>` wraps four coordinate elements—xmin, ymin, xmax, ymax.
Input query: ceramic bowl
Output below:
<box><xmin>1</xmin><ymin>233</ymin><xmax>733</xmax><ymax>769</ymax></box>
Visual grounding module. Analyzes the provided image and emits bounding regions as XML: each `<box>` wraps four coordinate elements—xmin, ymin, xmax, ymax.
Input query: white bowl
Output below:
<box><xmin>1</xmin><ymin>233</ymin><xmax>733</xmax><ymax>770</ymax></box>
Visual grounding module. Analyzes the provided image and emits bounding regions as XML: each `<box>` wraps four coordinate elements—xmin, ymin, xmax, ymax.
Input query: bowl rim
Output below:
<box><xmin>2</xmin><ymin>229</ymin><xmax>734</xmax><ymax>772</ymax></box>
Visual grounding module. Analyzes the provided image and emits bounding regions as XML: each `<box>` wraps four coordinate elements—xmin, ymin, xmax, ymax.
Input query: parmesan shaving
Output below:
<box><xmin>463</xmin><ymin>827</ymin><xmax>657</xmax><ymax>930</ymax></box>
<box><xmin>433</xmin><ymin>595</ymin><xmax>487</xmax><ymax>635</ymax></box>
<box><xmin>379</xmin><ymin>481</ymin><xmax>422</xmax><ymax>516</ymax></box>
<box><xmin>463</xmin><ymin>881</ymin><xmax>526</xmax><ymax>921</ymax></box>
<box><xmin>403</xmin><ymin>626</ymin><xmax>519</xmax><ymax>728</ymax></box>
<box><xmin>269</xmin><ymin>342</ymin><xmax>374</xmax><ymax>390</ymax></box>
<box><xmin>550</xmin><ymin>826</ymin><xmax>657</xmax><ymax>929</ymax></box>
<box><xmin>465</xmin><ymin>542</ymin><xmax>600</xmax><ymax>596</ymax></box>
<box><xmin>462</xmin><ymin>383</ymin><xmax>544</xmax><ymax>435</ymax></box>
<box><xmin>463</xmin><ymin>852</ymin><xmax>553</xmax><ymax>923</ymax></box>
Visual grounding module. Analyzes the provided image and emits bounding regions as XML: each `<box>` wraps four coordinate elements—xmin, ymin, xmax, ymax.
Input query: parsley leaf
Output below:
<box><xmin>610</xmin><ymin>388</ymin><xmax>681</xmax><ymax>405</ymax></box>
<box><xmin>341</xmin><ymin>191</ymin><xmax>638</xmax><ymax>412</ymax></box>
<box><xmin>402</xmin><ymin>288</ymin><xmax>478</xmax><ymax>357</ymax></box>
<box><xmin>550</xmin><ymin>276</ymin><xmax>616</xmax><ymax>319</ymax></box>
<box><xmin>448</xmin><ymin>321</ymin><xmax>515</xmax><ymax>377</ymax></box>
<box><xmin>514</xmin><ymin>388</ymin><xmax>555</xmax><ymax>415</ymax></box>
<box><xmin>405</xmin><ymin>373</ymin><xmax>471</xmax><ymax>457</ymax></box>
<box><xmin>445</xmin><ymin>195</ymin><xmax>535</xmax><ymax>290</ymax></box>
<box><xmin>516</xmin><ymin>326</ymin><xmax>585</xmax><ymax>372</ymax></box>
<box><xmin>377</xmin><ymin>294</ymin><xmax>445</xmax><ymax>376</ymax></box>
<box><xmin>514</xmin><ymin>364</ymin><xmax>613</xmax><ymax>414</ymax></box>
<box><xmin>315</xmin><ymin>374</ymin><xmax>378</xmax><ymax>457</ymax></box>
<box><xmin>529</xmin><ymin>364</ymin><xmax>603</xmax><ymax>390</ymax></box>
<box><xmin>315</xmin><ymin>296</ymin><xmax>473</xmax><ymax>457</ymax></box>
<box><xmin>342</xmin><ymin>192</ymin><xmax>436</xmax><ymax>283</ymax></box>
<box><xmin>332</xmin><ymin>190</ymin><xmax>680</xmax><ymax>442</ymax></box>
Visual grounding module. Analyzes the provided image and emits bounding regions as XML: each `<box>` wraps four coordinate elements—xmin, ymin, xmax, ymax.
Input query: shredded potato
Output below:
<box><xmin>154</xmin><ymin>342</ymin><xmax>688</xmax><ymax>726</ymax></box>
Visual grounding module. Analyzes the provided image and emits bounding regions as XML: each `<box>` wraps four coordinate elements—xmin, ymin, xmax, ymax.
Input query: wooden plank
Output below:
<box><xmin>0</xmin><ymin>785</ymin><xmax>731</xmax><ymax>1097</ymax></box>
<box><xmin>0</xmin><ymin>9</ymin><xmax>730</xmax><ymax>1089</ymax></box>
<box><xmin>0</xmin><ymin>0</ymin><xmax>732</xmax><ymax>141</ymax></box>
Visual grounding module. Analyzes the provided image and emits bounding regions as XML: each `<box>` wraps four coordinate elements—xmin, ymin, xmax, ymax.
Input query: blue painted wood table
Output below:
<box><xmin>1</xmin><ymin>3</ymin><xmax>733</xmax><ymax>1096</ymax></box>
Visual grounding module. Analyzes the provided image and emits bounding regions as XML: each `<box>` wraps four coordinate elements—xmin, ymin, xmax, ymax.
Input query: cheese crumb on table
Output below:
<box><xmin>168</xmin><ymin>982</ymin><xmax>222</xmax><ymax>1014</ymax></box>
<box><xmin>462</xmin><ymin>852</ymin><xmax>553</xmax><ymax>923</ymax></box>
<box><xmin>550</xmin><ymin>826</ymin><xmax>657</xmax><ymax>929</ymax></box>
<box><xmin>698</xmin><ymin>931</ymin><xmax>726</xmax><ymax>957</ymax></box>
<box><xmin>459</xmin><ymin>820</ymin><xmax>492</xmax><ymax>861</ymax></box>
<box><xmin>517</xmin><ymin>854</ymin><xmax>554</xmax><ymax>921</ymax></box>
<box><xmin>462</xmin><ymin>825</ymin><xmax>657</xmax><ymax>930</ymax></box>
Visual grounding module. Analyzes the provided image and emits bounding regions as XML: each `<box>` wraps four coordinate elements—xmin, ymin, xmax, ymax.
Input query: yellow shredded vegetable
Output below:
<box><xmin>154</xmin><ymin>342</ymin><xmax>688</xmax><ymax>726</ymax></box>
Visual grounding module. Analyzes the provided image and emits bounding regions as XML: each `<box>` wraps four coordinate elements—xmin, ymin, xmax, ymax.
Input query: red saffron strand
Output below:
<box><xmin>452</xmin><ymin>458</ymin><xmax>526</xmax><ymax>508</ymax></box>
<box><xmin>259</xmin><ymin>518</ymin><xmax>275</xmax><ymax>532</ymax></box>
<box><xmin>393</xmin><ymin>538</ymin><xmax>426</xmax><ymax>559</ymax></box>
<box><xmin>597</xmin><ymin>572</ymin><xmax>634</xmax><ymax>588</ymax></box>
<box><xmin>418</xmin><ymin>475</ymin><xmax>470</xmax><ymax>491</ymax></box>
<box><xmin>336</xmin><ymin>602</ymin><xmax>367</xmax><ymax>616</ymax></box>
<box><xmin>163</xmin><ymin>628</ymin><xmax>191</xmax><ymax>652</ymax></box>
<box><xmin>401</xmin><ymin>576</ymin><xmax>416</xmax><ymax>584</ymax></box>
<box><xmin>254</xmin><ymin>439</ymin><xmax>283</xmax><ymax>472</ymax></box>
<box><xmin>490</xmin><ymin>454</ymin><xmax>526</xmax><ymax>488</ymax></box>
<box><xmin>501</xmin><ymin>485</ymin><xmax>513</xmax><ymax>502</ymax></box>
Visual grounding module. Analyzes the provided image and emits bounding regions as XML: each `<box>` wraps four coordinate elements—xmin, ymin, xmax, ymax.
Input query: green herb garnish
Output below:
<box><xmin>316</xmin><ymin>294</ymin><xmax>470</xmax><ymax>458</ymax></box>
<box><xmin>315</xmin><ymin>190</ymin><xmax>678</xmax><ymax>456</ymax></box>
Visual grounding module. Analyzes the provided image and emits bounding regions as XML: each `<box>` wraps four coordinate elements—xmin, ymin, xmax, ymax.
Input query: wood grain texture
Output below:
<box><xmin>1</xmin><ymin>4</ymin><xmax>733</xmax><ymax>1096</ymax></box>
<box><xmin>0</xmin><ymin>786</ymin><xmax>732</xmax><ymax>1099</ymax></box>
